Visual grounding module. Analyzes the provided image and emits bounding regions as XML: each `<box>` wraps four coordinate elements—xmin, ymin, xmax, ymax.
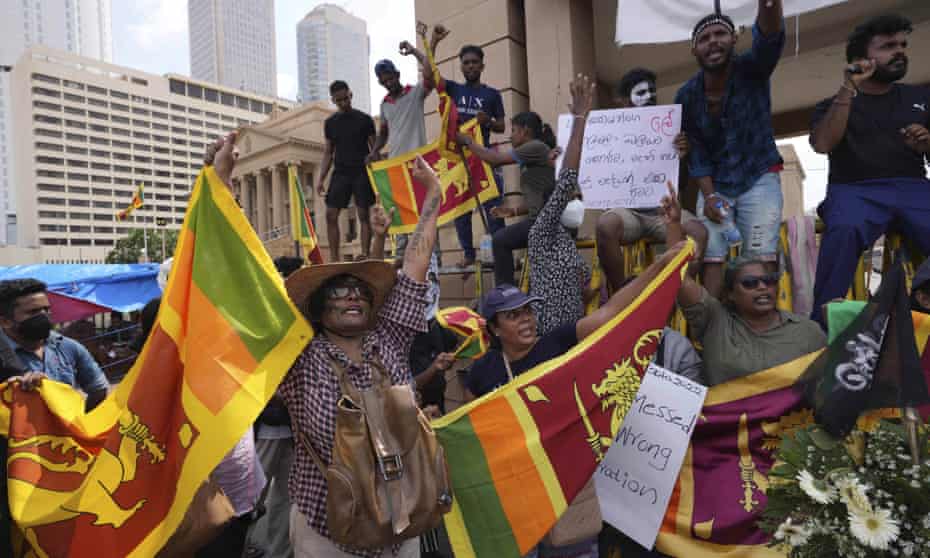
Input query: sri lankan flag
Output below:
<box><xmin>288</xmin><ymin>165</ymin><xmax>323</xmax><ymax>264</ymax></box>
<box><xmin>432</xmin><ymin>240</ymin><xmax>694</xmax><ymax>557</ymax></box>
<box><xmin>420</xmin><ymin>25</ymin><xmax>458</xmax><ymax>158</ymax></box>
<box><xmin>655</xmin><ymin>353</ymin><xmax>819</xmax><ymax>558</ymax></box>
<box><xmin>116</xmin><ymin>183</ymin><xmax>144</xmax><ymax>221</ymax></box>
<box><xmin>0</xmin><ymin>166</ymin><xmax>313</xmax><ymax>557</ymax></box>
<box><xmin>435</xmin><ymin>306</ymin><xmax>489</xmax><ymax>360</ymax></box>
<box><xmin>367</xmin><ymin>120</ymin><xmax>499</xmax><ymax>234</ymax></box>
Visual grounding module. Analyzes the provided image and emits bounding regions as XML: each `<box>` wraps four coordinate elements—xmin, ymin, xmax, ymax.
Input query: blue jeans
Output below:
<box><xmin>454</xmin><ymin>170</ymin><xmax>506</xmax><ymax>261</ymax></box>
<box><xmin>696</xmin><ymin>172</ymin><xmax>783</xmax><ymax>262</ymax></box>
<box><xmin>812</xmin><ymin>177</ymin><xmax>930</xmax><ymax>325</ymax></box>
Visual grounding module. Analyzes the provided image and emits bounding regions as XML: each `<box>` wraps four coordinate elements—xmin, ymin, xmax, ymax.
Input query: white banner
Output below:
<box><xmin>615</xmin><ymin>0</ymin><xmax>848</xmax><ymax>46</ymax></box>
<box><xmin>555</xmin><ymin>105</ymin><xmax>681</xmax><ymax>210</ymax></box>
<box><xmin>595</xmin><ymin>363</ymin><xmax>707</xmax><ymax>550</ymax></box>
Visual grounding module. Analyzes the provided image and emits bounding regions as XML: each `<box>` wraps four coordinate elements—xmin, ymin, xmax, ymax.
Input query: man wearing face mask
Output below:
<box><xmin>0</xmin><ymin>279</ymin><xmax>109</xmax><ymax>409</ymax></box>
<box><xmin>809</xmin><ymin>14</ymin><xmax>930</xmax><ymax>326</ymax></box>
<box><xmin>596</xmin><ymin>68</ymin><xmax>707</xmax><ymax>293</ymax></box>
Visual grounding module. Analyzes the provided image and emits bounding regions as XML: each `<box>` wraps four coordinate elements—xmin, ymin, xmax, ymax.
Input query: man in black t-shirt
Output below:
<box><xmin>809</xmin><ymin>14</ymin><xmax>930</xmax><ymax>325</ymax></box>
<box><xmin>316</xmin><ymin>80</ymin><xmax>377</xmax><ymax>262</ymax></box>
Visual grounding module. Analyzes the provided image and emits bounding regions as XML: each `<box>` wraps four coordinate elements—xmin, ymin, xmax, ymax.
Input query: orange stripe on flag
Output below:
<box><xmin>183</xmin><ymin>282</ymin><xmax>259</xmax><ymax>414</ymax></box>
<box><xmin>470</xmin><ymin>396</ymin><xmax>558</xmax><ymax>552</ymax></box>
<box><xmin>164</xmin><ymin>230</ymin><xmax>194</xmax><ymax>334</ymax></box>
<box><xmin>387</xmin><ymin>164</ymin><xmax>418</xmax><ymax>225</ymax></box>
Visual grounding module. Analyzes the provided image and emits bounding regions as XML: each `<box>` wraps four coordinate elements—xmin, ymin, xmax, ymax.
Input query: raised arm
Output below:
<box><xmin>757</xmin><ymin>0</ymin><xmax>783</xmax><ymax>37</ymax></box>
<box><xmin>533</xmin><ymin>75</ymin><xmax>595</xmax><ymax>236</ymax></box>
<box><xmin>400</xmin><ymin>40</ymin><xmax>440</xmax><ymax>92</ymax></box>
<box><xmin>403</xmin><ymin>156</ymin><xmax>442</xmax><ymax>281</ymax></box>
<box><xmin>369</xmin><ymin>203</ymin><xmax>395</xmax><ymax>260</ymax></box>
<box><xmin>660</xmin><ymin>182</ymin><xmax>703</xmax><ymax>307</ymax></box>
<box><xmin>576</xmin><ymin>241</ymin><xmax>689</xmax><ymax>341</ymax></box>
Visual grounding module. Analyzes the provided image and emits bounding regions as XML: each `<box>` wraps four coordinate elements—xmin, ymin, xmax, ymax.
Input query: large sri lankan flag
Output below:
<box><xmin>432</xmin><ymin>240</ymin><xmax>694</xmax><ymax>557</ymax></box>
<box><xmin>0</xmin><ymin>166</ymin><xmax>313</xmax><ymax>557</ymax></box>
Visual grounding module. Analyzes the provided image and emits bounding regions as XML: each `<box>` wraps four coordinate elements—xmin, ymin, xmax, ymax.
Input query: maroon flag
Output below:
<box><xmin>656</xmin><ymin>352</ymin><xmax>820</xmax><ymax>557</ymax></box>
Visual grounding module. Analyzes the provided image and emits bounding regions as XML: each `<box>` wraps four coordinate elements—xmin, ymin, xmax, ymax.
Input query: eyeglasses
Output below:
<box><xmin>738</xmin><ymin>273</ymin><xmax>780</xmax><ymax>290</ymax></box>
<box><xmin>326</xmin><ymin>285</ymin><xmax>373</xmax><ymax>302</ymax></box>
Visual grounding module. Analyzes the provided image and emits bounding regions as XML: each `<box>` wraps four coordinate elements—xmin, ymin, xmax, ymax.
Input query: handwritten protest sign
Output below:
<box><xmin>595</xmin><ymin>362</ymin><xmax>706</xmax><ymax>549</ymax></box>
<box><xmin>555</xmin><ymin>105</ymin><xmax>681</xmax><ymax>209</ymax></box>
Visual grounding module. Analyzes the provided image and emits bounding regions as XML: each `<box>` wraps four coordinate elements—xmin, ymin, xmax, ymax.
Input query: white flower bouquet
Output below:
<box><xmin>761</xmin><ymin>417</ymin><xmax>930</xmax><ymax>557</ymax></box>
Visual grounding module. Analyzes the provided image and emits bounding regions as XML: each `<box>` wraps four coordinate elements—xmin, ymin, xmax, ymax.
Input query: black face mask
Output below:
<box><xmin>16</xmin><ymin>313</ymin><xmax>53</xmax><ymax>342</ymax></box>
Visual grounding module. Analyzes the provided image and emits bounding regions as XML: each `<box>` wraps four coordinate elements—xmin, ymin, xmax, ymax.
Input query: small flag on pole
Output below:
<box><xmin>288</xmin><ymin>165</ymin><xmax>323</xmax><ymax>264</ymax></box>
<box><xmin>116</xmin><ymin>184</ymin><xmax>144</xmax><ymax>221</ymax></box>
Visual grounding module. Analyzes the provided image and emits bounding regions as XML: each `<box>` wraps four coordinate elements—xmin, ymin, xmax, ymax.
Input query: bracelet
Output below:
<box><xmin>840</xmin><ymin>82</ymin><xmax>858</xmax><ymax>97</ymax></box>
<box><xmin>572</xmin><ymin>114</ymin><xmax>587</xmax><ymax>120</ymax></box>
<box><xmin>703</xmin><ymin>191</ymin><xmax>719</xmax><ymax>199</ymax></box>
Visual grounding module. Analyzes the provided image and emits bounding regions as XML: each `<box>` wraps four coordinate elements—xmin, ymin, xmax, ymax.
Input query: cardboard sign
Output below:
<box><xmin>595</xmin><ymin>362</ymin><xmax>707</xmax><ymax>549</ymax></box>
<box><xmin>556</xmin><ymin>105</ymin><xmax>682</xmax><ymax>209</ymax></box>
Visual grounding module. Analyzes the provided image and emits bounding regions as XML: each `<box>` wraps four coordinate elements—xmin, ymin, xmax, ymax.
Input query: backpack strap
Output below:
<box><xmin>654</xmin><ymin>330</ymin><xmax>667</xmax><ymax>369</ymax></box>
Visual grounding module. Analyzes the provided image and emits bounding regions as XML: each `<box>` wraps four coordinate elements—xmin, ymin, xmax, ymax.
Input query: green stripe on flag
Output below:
<box><xmin>370</xmin><ymin>168</ymin><xmax>403</xmax><ymax>227</ymax></box>
<box><xmin>187</xmin><ymin>175</ymin><xmax>296</xmax><ymax>361</ymax></box>
<box><xmin>436</xmin><ymin>415</ymin><xmax>521</xmax><ymax>557</ymax></box>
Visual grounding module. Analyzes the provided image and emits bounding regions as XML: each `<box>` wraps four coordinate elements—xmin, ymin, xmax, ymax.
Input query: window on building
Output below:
<box><xmin>110</xmin><ymin>90</ymin><xmax>129</xmax><ymax>100</ymax></box>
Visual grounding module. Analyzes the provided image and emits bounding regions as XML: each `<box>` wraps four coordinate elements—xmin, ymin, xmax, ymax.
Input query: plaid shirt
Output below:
<box><xmin>278</xmin><ymin>271</ymin><xmax>428</xmax><ymax>557</ymax></box>
<box><xmin>675</xmin><ymin>21</ymin><xmax>786</xmax><ymax>197</ymax></box>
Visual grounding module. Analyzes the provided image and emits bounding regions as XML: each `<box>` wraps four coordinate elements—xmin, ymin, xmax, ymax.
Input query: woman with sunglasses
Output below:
<box><xmin>661</xmin><ymin>183</ymin><xmax>826</xmax><ymax>385</ymax></box>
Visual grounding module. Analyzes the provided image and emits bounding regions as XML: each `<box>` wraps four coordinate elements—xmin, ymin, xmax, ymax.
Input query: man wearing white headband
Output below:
<box><xmin>675</xmin><ymin>0</ymin><xmax>786</xmax><ymax>298</ymax></box>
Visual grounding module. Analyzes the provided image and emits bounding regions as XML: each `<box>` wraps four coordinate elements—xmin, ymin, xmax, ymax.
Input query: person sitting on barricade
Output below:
<box><xmin>809</xmin><ymin>14</ymin><xmax>930</xmax><ymax>325</ymax></box>
<box><xmin>596</xmin><ymin>68</ymin><xmax>707</xmax><ymax>294</ymax></box>
<box><xmin>457</xmin><ymin>111</ymin><xmax>557</xmax><ymax>287</ymax></box>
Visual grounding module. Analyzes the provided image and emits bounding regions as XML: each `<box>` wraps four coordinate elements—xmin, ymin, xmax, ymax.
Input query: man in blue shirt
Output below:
<box><xmin>430</xmin><ymin>33</ymin><xmax>507</xmax><ymax>268</ymax></box>
<box><xmin>0</xmin><ymin>279</ymin><xmax>109</xmax><ymax>408</ymax></box>
<box><xmin>675</xmin><ymin>0</ymin><xmax>785</xmax><ymax>297</ymax></box>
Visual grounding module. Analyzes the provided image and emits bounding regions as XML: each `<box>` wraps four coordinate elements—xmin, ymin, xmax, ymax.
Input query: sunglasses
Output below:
<box><xmin>325</xmin><ymin>285</ymin><xmax>373</xmax><ymax>302</ymax></box>
<box><xmin>738</xmin><ymin>273</ymin><xmax>780</xmax><ymax>290</ymax></box>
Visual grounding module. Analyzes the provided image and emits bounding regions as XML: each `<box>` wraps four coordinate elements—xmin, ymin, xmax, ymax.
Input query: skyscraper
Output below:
<box><xmin>0</xmin><ymin>0</ymin><xmax>113</xmax><ymax>245</ymax></box>
<box><xmin>188</xmin><ymin>0</ymin><xmax>277</xmax><ymax>98</ymax></box>
<box><xmin>297</xmin><ymin>4</ymin><xmax>371</xmax><ymax>114</ymax></box>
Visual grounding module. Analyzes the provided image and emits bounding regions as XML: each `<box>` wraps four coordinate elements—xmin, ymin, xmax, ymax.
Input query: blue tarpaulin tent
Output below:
<box><xmin>0</xmin><ymin>264</ymin><xmax>161</xmax><ymax>321</ymax></box>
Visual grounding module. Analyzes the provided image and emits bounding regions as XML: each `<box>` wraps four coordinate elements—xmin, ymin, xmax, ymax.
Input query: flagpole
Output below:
<box><xmin>457</xmin><ymin>144</ymin><xmax>490</xmax><ymax>234</ymax></box>
<box><xmin>143</xmin><ymin>215</ymin><xmax>149</xmax><ymax>263</ymax></box>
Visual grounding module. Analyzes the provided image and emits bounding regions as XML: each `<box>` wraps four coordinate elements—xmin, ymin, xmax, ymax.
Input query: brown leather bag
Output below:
<box><xmin>298</xmin><ymin>357</ymin><xmax>453</xmax><ymax>549</ymax></box>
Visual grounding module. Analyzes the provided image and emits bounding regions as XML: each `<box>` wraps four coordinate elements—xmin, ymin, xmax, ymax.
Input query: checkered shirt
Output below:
<box><xmin>278</xmin><ymin>271</ymin><xmax>429</xmax><ymax>556</ymax></box>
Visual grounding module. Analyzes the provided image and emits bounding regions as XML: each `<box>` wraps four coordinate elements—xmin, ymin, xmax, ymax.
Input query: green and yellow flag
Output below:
<box><xmin>0</xmin><ymin>166</ymin><xmax>313</xmax><ymax>557</ymax></box>
<box><xmin>288</xmin><ymin>165</ymin><xmax>323</xmax><ymax>264</ymax></box>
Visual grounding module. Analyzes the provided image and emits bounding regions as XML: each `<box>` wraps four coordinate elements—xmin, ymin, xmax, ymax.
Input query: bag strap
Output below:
<box><xmin>502</xmin><ymin>353</ymin><xmax>514</xmax><ymax>382</ymax></box>
<box><xmin>296</xmin><ymin>430</ymin><xmax>328</xmax><ymax>477</ymax></box>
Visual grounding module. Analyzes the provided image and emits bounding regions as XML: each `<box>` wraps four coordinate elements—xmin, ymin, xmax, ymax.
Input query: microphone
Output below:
<box><xmin>845</xmin><ymin>64</ymin><xmax>865</xmax><ymax>75</ymax></box>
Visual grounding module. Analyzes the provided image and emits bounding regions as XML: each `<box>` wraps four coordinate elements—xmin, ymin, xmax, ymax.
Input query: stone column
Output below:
<box><xmin>256</xmin><ymin>169</ymin><xmax>270</xmax><ymax>236</ymax></box>
<box><xmin>271</xmin><ymin>164</ymin><xmax>285</xmax><ymax>230</ymax></box>
<box><xmin>240</xmin><ymin>174</ymin><xmax>254</xmax><ymax>228</ymax></box>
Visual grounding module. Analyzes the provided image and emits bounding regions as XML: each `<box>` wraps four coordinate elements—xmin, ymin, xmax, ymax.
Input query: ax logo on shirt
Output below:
<box><xmin>913</xmin><ymin>103</ymin><xmax>927</xmax><ymax>112</ymax></box>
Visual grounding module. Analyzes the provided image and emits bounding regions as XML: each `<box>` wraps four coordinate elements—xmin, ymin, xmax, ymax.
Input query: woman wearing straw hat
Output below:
<box><xmin>279</xmin><ymin>154</ymin><xmax>442</xmax><ymax>557</ymax></box>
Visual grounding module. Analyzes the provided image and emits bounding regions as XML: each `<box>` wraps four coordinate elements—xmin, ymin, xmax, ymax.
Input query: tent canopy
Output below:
<box><xmin>0</xmin><ymin>264</ymin><xmax>161</xmax><ymax>321</ymax></box>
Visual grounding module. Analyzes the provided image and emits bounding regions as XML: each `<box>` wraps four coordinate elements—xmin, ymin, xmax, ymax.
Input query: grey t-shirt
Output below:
<box><xmin>380</xmin><ymin>83</ymin><xmax>429</xmax><ymax>159</ymax></box>
<box><xmin>682</xmin><ymin>287</ymin><xmax>826</xmax><ymax>386</ymax></box>
<box><xmin>511</xmin><ymin>139</ymin><xmax>555</xmax><ymax>218</ymax></box>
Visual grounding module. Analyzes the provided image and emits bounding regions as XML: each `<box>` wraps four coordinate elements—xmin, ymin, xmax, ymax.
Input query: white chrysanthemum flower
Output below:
<box><xmin>798</xmin><ymin>470</ymin><xmax>836</xmax><ymax>504</ymax></box>
<box><xmin>774</xmin><ymin>518</ymin><xmax>812</xmax><ymax>547</ymax></box>
<box><xmin>836</xmin><ymin>476</ymin><xmax>872</xmax><ymax>513</ymax></box>
<box><xmin>849</xmin><ymin>508</ymin><xmax>900</xmax><ymax>551</ymax></box>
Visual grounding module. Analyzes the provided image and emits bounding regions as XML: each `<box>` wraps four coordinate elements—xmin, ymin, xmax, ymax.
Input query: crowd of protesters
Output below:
<box><xmin>1</xmin><ymin>1</ymin><xmax>929</xmax><ymax>556</ymax></box>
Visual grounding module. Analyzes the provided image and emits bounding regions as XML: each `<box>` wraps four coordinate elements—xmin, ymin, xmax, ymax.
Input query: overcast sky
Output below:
<box><xmin>112</xmin><ymin>0</ymin><xmax>417</xmax><ymax>110</ymax></box>
<box><xmin>112</xmin><ymin>1</ymin><xmax>838</xmax><ymax>210</ymax></box>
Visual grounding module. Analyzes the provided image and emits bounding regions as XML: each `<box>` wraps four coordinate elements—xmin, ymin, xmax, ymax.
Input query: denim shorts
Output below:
<box><xmin>696</xmin><ymin>172</ymin><xmax>783</xmax><ymax>262</ymax></box>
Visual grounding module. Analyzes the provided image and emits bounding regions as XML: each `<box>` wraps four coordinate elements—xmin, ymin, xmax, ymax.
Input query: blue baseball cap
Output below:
<box><xmin>480</xmin><ymin>284</ymin><xmax>542</xmax><ymax>320</ymax></box>
<box><xmin>374</xmin><ymin>59</ymin><xmax>398</xmax><ymax>77</ymax></box>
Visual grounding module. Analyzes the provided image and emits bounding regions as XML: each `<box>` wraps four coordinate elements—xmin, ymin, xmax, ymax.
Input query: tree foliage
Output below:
<box><xmin>106</xmin><ymin>228</ymin><xmax>179</xmax><ymax>264</ymax></box>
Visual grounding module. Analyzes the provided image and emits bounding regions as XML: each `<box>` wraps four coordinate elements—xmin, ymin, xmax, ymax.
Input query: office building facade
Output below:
<box><xmin>297</xmin><ymin>4</ymin><xmax>370</xmax><ymax>113</ymax></box>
